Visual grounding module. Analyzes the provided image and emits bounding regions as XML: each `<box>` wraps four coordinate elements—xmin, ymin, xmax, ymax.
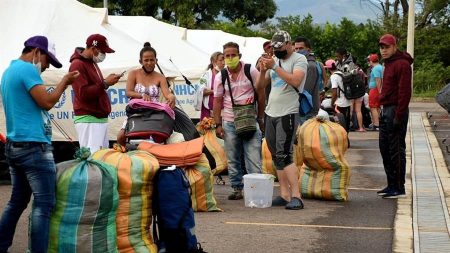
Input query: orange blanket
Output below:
<box><xmin>138</xmin><ymin>137</ymin><xmax>205</xmax><ymax>167</ymax></box>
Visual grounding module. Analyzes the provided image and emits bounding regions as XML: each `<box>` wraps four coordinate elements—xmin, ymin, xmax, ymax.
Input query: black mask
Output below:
<box><xmin>142</xmin><ymin>66</ymin><xmax>153</xmax><ymax>74</ymax></box>
<box><xmin>274</xmin><ymin>50</ymin><xmax>288</xmax><ymax>59</ymax></box>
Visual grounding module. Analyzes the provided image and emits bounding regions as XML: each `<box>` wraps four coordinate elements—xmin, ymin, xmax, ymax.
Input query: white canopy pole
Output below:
<box><xmin>406</xmin><ymin>0</ymin><xmax>415</xmax><ymax>57</ymax></box>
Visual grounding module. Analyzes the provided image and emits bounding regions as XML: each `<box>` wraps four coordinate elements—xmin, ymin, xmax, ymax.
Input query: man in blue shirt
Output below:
<box><xmin>0</xmin><ymin>35</ymin><xmax>78</xmax><ymax>253</ymax></box>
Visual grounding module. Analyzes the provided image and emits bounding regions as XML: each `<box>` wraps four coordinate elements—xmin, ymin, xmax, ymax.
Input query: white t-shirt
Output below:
<box><xmin>331</xmin><ymin>71</ymin><xmax>351</xmax><ymax>108</ymax></box>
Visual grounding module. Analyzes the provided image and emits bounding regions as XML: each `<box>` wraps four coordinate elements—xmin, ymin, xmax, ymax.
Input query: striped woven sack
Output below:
<box><xmin>196</xmin><ymin>118</ymin><xmax>227</xmax><ymax>175</ymax></box>
<box><xmin>296</xmin><ymin>118</ymin><xmax>350</xmax><ymax>201</ymax></box>
<box><xmin>49</xmin><ymin>148</ymin><xmax>119</xmax><ymax>253</ymax></box>
<box><xmin>202</xmin><ymin>130</ymin><xmax>227</xmax><ymax>175</ymax></box>
<box><xmin>92</xmin><ymin>145</ymin><xmax>160</xmax><ymax>253</ymax></box>
<box><xmin>183</xmin><ymin>154</ymin><xmax>222</xmax><ymax>212</ymax></box>
<box><xmin>261</xmin><ymin>138</ymin><xmax>277</xmax><ymax>178</ymax></box>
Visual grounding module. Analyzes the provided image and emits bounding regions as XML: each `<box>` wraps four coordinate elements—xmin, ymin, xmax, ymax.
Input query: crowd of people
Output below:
<box><xmin>0</xmin><ymin>30</ymin><xmax>412</xmax><ymax>252</ymax></box>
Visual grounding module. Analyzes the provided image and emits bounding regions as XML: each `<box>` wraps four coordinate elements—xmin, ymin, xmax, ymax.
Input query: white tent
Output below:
<box><xmin>108</xmin><ymin>15</ymin><xmax>210</xmax><ymax>80</ymax></box>
<box><xmin>185</xmin><ymin>30</ymin><xmax>268</xmax><ymax>66</ymax></box>
<box><xmin>0</xmin><ymin>0</ymin><xmax>269</xmax><ymax>141</ymax></box>
<box><xmin>0</xmin><ymin>0</ymin><xmax>185</xmax><ymax>83</ymax></box>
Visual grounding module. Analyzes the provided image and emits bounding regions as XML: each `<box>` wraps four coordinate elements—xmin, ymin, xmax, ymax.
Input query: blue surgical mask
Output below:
<box><xmin>297</xmin><ymin>49</ymin><xmax>309</xmax><ymax>56</ymax></box>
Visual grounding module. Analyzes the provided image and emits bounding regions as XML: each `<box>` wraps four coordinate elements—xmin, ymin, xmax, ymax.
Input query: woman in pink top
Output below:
<box><xmin>116</xmin><ymin>42</ymin><xmax>175</xmax><ymax>146</ymax></box>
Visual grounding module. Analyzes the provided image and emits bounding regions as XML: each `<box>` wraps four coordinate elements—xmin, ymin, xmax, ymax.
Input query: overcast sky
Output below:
<box><xmin>274</xmin><ymin>0</ymin><xmax>381</xmax><ymax>24</ymax></box>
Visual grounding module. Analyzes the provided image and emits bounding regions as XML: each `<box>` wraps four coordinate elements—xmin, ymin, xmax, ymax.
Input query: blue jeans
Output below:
<box><xmin>0</xmin><ymin>142</ymin><xmax>56</xmax><ymax>253</ymax></box>
<box><xmin>223</xmin><ymin>121</ymin><xmax>262</xmax><ymax>190</ymax></box>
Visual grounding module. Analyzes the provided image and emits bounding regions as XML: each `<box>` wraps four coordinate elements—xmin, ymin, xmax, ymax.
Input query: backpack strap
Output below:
<box><xmin>223</xmin><ymin>64</ymin><xmax>256</xmax><ymax>107</ymax></box>
<box><xmin>334</xmin><ymin>72</ymin><xmax>345</xmax><ymax>98</ymax></box>
<box><xmin>244</xmin><ymin>63</ymin><xmax>253</xmax><ymax>88</ymax></box>
<box><xmin>316</xmin><ymin>62</ymin><xmax>322</xmax><ymax>89</ymax></box>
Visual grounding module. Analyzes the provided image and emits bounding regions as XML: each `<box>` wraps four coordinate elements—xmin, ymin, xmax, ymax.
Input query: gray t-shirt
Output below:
<box><xmin>265</xmin><ymin>53</ymin><xmax>308</xmax><ymax>117</ymax></box>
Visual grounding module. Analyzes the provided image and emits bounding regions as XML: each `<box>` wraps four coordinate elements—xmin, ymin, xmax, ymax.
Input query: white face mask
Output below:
<box><xmin>32</xmin><ymin>50</ymin><xmax>42</xmax><ymax>75</ymax></box>
<box><xmin>93</xmin><ymin>52</ymin><xmax>106</xmax><ymax>63</ymax></box>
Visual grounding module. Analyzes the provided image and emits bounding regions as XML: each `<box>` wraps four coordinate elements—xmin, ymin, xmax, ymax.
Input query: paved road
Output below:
<box><xmin>0</xmin><ymin>102</ymin><xmax>445</xmax><ymax>253</ymax></box>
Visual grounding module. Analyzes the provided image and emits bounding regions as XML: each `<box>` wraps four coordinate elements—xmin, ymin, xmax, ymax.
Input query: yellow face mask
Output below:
<box><xmin>225</xmin><ymin>56</ymin><xmax>240</xmax><ymax>70</ymax></box>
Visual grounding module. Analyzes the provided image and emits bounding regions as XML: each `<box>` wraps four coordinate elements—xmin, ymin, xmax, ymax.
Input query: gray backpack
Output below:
<box><xmin>436</xmin><ymin>82</ymin><xmax>450</xmax><ymax>113</ymax></box>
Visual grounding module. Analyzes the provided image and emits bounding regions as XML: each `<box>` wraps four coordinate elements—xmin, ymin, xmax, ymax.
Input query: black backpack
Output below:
<box><xmin>335</xmin><ymin>71</ymin><xmax>366</xmax><ymax>100</ymax></box>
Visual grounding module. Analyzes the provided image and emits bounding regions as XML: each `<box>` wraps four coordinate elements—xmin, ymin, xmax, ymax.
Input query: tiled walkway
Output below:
<box><xmin>410</xmin><ymin>112</ymin><xmax>450</xmax><ymax>252</ymax></box>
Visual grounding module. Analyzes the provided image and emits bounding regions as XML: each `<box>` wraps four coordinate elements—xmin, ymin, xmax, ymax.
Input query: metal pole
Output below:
<box><xmin>407</xmin><ymin>0</ymin><xmax>415</xmax><ymax>58</ymax></box>
<box><xmin>103</xmin><ymin>0</ymin><xmax>108</xmax><ymax>15</ymax></box>
<box><xmin>407</xmin><ymin>0</ymin><xmax>415</xmax><ymax>88</ymax></box>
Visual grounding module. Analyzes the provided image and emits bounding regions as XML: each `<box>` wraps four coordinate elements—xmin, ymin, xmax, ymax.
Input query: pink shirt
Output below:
<box><xmin>213</xmin><ymin>62</ymin><xmax>259</xmax><ymax>122</ymax></box>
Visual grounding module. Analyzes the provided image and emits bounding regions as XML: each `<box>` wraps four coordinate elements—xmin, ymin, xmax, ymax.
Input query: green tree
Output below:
<box><xmin>221</xmin><ymin>0</ymin><xmax>277</xmax><ymax>26</ymax></box>
<box><xmin>79</xmin><ymin>0</ymin><xmax>276</xmax><ymax>28</ymax></box>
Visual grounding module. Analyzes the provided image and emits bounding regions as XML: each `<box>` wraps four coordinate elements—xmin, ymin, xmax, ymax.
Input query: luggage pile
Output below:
<box><xmin>49</xmin><ymin>108</ymin><xmax>217</xmax><ymax>252</ymax></box>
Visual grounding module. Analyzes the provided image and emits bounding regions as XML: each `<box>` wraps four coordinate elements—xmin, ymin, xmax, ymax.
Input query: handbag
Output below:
<box><xmin>125</xmin><ymin>105</ymin><xmax>175</xmax><ymax>143</ymax></box>
<box><xmin>223</xmin><ymin>68</ymin><xmax>257</xmax><ymax>140</ymax></box>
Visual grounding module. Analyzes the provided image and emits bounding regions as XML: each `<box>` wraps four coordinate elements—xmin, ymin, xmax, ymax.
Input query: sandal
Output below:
<box><xmin>285</xmin><ymin>197</ymin><xmax>304</xmax><ymax>210</ymax></box>
<box><xmin>272</xmin><ymin>196</ymin><xmax>289</xmax><ymax>206</ymax></box>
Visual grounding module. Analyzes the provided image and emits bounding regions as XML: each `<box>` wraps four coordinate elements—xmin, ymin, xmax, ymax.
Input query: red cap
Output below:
<box><xmin>86</xmin><ymin>34</ymin><xmax>115</xmax><ymax>53</ymax></box>
<box><xmin>263</xmin><ymin>41</ymin><xmax>271</xmax><ymax>50</ymax></box>
<box><xmin>379</xmin><ymin>34</ymin><xmax>397</xmax><ymax>46</ymax></box>
<box><xmin>368</xmin><ymin>54</ymin><xmax>379</xmax><ymax>62</ymax></box>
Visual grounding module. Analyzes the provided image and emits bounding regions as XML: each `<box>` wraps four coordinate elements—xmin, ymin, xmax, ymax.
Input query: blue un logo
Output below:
<box><xmin>46</xmin><ymin>87</ymin><xmax>66</xmax><ymax>108</ymax></box>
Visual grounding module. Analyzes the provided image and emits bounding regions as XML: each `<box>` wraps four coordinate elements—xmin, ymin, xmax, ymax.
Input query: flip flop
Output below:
<box><xmin>285</xmin><ymin>197</ymin><xmax>304</xmax><ymax>210</ymax></box>
<box><xmin>272</xmin><ymin>196</ymin><xmax>289</xmax><ymax>206</ymax></box>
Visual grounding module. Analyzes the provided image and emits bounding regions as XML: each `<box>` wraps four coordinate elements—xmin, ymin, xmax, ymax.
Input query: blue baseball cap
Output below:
<box><xmin>24</xmin><ymin>36</ymin><xmax>62</xmax><ymax>68</ymax></box>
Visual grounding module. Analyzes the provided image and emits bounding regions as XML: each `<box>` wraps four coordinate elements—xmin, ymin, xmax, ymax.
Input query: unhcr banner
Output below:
<box><xmin>0</xmin><ymin>80</ymin><xmax>200</xmax><ymax>142</ymax></box>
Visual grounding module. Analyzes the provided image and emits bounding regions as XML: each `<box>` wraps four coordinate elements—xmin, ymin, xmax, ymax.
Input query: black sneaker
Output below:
<box><xmin>366</xmin><ymin>125</ymin><xmax>379</xmax><ymax>131</ymax></box>
<box><xmin>228</xmin><ymin>189</ymin><xmax>243</xmax><ymax>200</ymax></box>
<box><xmin>382</xmin><ymin>189</ymin><xmax>406</xmax><ymax>199</ymax></box>
<box><xmin>377</xmin><ymin>186</ymin><xmax>391</xmax><ymax>196</ymax></box>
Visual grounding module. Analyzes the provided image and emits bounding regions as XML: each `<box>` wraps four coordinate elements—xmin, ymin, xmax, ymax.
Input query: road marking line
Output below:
<box><xmin>348</xmin><ymin>187</ymin><xmax>380</xmax><ymax>191</ymax></box>
<box><xmin>225</xmin><ymin>221</ymin><xmax>392</xmax><ymax>230</ymax></box>
<box><xmin>351</xmin><ymin>164</ymin><xmax>384</xmax><ymax>168</ymax></box>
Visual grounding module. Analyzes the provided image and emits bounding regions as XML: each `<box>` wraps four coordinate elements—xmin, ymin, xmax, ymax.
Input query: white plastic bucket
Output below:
<box><xmin>243</xmin><ymin>173</ymin><xmax>275</xmax><ymax>208</ymax></box>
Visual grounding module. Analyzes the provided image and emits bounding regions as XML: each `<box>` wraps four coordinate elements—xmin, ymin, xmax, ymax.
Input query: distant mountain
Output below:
<box><xmin>274</xmin><ymin>0</ymin><xmax>381</xmax><ymax>24</ymax></box>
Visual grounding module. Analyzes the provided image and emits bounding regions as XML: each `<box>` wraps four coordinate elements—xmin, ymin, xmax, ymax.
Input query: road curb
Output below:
<box><xmin>423</xmin><ymin>113</ymin><xmax>450</xmax><ymax>232</ymax></box>
<box><xmin>392</xmin><ymin>115</ymin><xmax>413</xmax><ymax>253</ymax></box>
